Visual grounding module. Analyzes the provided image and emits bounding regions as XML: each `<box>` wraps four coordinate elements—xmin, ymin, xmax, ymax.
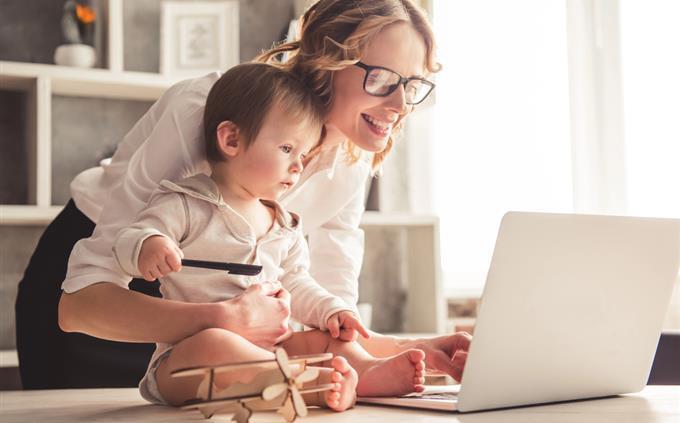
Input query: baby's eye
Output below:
<box><xmin>280</xmin><ymin>145</ymin><xmax>292</xmax><ymax>153</ymax></box>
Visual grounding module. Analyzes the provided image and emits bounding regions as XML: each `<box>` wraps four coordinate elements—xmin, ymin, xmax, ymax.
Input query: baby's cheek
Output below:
<box><xmin>246</xmin><ymin>156</ymin><xmax>280</xmax><ymax>177</ymax></box>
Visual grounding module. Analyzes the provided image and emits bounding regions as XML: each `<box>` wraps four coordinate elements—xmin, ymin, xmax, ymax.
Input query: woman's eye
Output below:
<box><xmin>280</xmin><ymin>145</ymin><xmax>292</xmax><ymax>153</ymax></box>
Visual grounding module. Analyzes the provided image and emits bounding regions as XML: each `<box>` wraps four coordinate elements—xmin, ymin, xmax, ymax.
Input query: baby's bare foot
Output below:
<box><xmin>323</xmin><ymin>356</ymin><xmax>358</xmax><ymax>411</ymax></box>
<box><xmin>356</xmin><ymin>349</ymin><xmax>426</xmax><ymax>397</ymax></box>
<box><xmin>302</xmin><ymin>356</ymin><xmax>357</xmax><ymax>412</ymax></box>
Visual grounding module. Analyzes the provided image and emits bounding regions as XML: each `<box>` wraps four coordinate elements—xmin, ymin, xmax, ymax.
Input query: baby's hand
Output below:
<box><xmin>327</xmin><ymin>310</ymin><xmax>370</xmax><ymax>342</ymax></box>
<box><xmin>138</xmin><ymin>235</ymin><xmax>183</xmax><ymax>281</ymax></box>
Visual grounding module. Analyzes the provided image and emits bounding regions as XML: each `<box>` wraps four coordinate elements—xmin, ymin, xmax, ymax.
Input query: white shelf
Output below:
<box><xmin>360</xmin><ymin>211</ymin><xmax>438</xmax><ymax>227</ymax></box>
<box><xmin>0</xmin><ymin>61</ymin><xmax>180</xmax><ymax>101</ymax></box>
<box><xmin>0</xmin><ymin>349</ymin><xmax>18</xmax><ymax>368</ymax></box>
<box><xmin>0</xmin><ymin>205</ymin><xmax>64</xmax><ymax>225</ymax></box>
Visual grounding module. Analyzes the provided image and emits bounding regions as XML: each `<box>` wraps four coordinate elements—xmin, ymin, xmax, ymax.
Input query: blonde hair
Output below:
<box><xmin>256</xmin><ymin>0</ymin><xmax>440</xmax><ymax>170</ymax></box>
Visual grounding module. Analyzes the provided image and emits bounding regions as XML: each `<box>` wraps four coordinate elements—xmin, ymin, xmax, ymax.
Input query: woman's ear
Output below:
<box><xmin>216</xmin><ymin>121</ymin><xmax>241</xmax><ymax>158</ymax></box>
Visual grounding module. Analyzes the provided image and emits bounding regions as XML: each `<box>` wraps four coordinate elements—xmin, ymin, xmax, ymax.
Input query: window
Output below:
<box><xmin>620</xmin><ymin>0</ymin><xmax>680</xmax><ymax>218</ymax></box>
<box><xmin>432</xmin><ymin>0</ymin><xmax>572</xmax><ymax>296</ymax></box>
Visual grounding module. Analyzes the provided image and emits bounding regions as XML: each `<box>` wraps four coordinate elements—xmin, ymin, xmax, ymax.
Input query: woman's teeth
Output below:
<box><xmin>362</xmin><ymin>114</ymin><xmax>392</xmax><ymax>135</ymax></box>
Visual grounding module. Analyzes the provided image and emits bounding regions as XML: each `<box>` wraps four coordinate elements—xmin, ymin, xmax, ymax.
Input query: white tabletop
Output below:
<box><xmin>0</xmin><ymin>386</ymin><xmax>678</xmax><ymax>422</ymax></box>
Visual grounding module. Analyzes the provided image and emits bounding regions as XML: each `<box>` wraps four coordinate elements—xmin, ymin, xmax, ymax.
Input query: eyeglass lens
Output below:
<box><xmin>365</xmin><ymin>68</ymin><xmax>431</xmax><ymax>104</ymax></box>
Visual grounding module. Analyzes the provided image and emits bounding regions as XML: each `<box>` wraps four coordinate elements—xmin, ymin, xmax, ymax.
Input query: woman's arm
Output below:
<box><xmin>58</xmin><ymin>281</ymin><xmax>291</xmax><ymax>347</ymax></box>
<box><xmin>306</xmin><ymin>184</ymin><xmax>366</xmax><ymax>315</ymax></box>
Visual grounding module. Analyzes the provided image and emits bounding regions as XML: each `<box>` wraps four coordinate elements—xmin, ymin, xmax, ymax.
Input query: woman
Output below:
<box><xmin>16</xmin><ymin>0</ymin><xmax>471</xmax><ymax>389</ymax></box>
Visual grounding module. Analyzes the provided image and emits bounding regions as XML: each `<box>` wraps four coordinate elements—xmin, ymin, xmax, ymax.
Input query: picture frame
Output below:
<box><xmin>160</xmin><ymin>0</ymin><xmax>239</xmax><ymax>77</ymax></box>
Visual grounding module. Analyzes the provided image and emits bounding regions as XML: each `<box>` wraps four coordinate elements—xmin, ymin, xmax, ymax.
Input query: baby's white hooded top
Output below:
<box><xmin>113</xmin><ymin>174</ymin><xmax>353</xmax><ymax>367</ymax></box>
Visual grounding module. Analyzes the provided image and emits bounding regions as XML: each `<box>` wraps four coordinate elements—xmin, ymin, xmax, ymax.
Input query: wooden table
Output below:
<box><xmin>1</xmin><ymin>386</ymin><xmax>678</xmax><ymax>422</ymax></box>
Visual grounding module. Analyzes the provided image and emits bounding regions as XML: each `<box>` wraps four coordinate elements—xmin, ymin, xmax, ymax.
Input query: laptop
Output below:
<box><xmin>358</xmin><ymin>211</ymin><xmax>680</xmax><ymax>412</ymax></box>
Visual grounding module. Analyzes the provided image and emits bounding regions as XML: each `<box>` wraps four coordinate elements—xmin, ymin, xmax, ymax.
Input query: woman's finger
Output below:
<box><xmin>429</xmin><ymin>350</ymin><xmax>461</xmax><ymax>381</ymax></box>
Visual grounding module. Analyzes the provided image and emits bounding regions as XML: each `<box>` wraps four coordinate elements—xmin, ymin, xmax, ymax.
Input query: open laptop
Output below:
<box><xmin>358</xmin><ymin>211</ymin><xmax>680</xmax><ymax>412</ymax></box>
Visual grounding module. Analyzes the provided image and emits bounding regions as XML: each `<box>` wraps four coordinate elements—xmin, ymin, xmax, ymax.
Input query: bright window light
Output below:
<box><xmin>432</xmin><ymin>0</ymin><xmax>572</xmax><ymax>296</ymax></box>
<box><xmin>620</xmin><ymin>0</ymin><xmax>680</xmax><ymax>218</ymax></box>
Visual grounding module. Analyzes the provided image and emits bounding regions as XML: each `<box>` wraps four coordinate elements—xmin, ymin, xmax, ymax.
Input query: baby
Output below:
<box><xmin>113</xmin><ymin>63</ymin><xmax>426</xmax><ymax>411</ymax></box>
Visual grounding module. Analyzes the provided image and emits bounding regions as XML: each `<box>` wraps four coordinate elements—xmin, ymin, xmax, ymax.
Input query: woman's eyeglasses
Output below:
<box><xmin>354</xmin><ymin>61</ymin><xmax>435</xmax><ymax>105</ymax></box>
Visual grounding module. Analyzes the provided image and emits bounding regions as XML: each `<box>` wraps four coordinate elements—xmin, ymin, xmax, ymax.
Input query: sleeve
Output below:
<box><xmin>61</xmin><ymin>81</ymin><xmax>208</xmax><ymax>293</ymax></box>
<box><xmin>281</xmin><ymin>230</ymin><xmax>354</xmax><ymax>331</ymax></box>
<box><xmin>306</xmin><ymin>182</ymin><xmax>366</xmax><ymax>316</ymax></box>
<box><xmin>112</xmin><ymin>191</ymin><xmax>187</xmax><ymax>278</ymax></box>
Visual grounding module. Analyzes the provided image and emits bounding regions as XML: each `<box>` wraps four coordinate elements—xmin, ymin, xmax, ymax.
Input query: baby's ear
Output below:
<box><xmin>216</xmin><ymin>121</ymin><xmax>241</xmax><ymax>158</ymax></box>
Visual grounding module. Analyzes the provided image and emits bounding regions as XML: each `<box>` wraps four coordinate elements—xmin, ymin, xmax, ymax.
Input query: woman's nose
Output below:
<box><xmin>387</xmin><ymin>83</ymin><xmax>408</xmax><ymax>114</ymax></box>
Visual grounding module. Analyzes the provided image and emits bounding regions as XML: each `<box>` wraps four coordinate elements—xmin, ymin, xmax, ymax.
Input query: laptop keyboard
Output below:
<box><xmin>414</xmin><ymin>391</ymin><xmax>459</xmax><ymax>400</ymax></box>
<box><xmin>402</xmin><ymin>384</ymin><xmax>461</xmax><ymax>400</ymax></box>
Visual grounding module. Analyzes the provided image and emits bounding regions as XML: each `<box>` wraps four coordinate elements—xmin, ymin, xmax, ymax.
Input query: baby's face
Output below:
<box><xmin>235</xmin><ymin>102</ymin><xmax>319</xmax><ymax>200</ymax></box>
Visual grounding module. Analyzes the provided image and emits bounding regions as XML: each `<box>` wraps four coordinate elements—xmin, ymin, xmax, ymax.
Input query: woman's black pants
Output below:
<box><xmin>14</xmin><ymin>200</ymin><xmax>161</xmax><ymax>389</ymax></box>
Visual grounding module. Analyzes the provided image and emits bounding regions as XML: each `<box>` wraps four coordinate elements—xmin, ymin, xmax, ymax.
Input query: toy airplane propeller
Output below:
<box><xmin>172</xmin><ymin>348</ymin><xmax>334</xmax><ymax>422</ymax></box>
<box><xmin>262</xmin><ymin>348</ymin><xmax>321</xmax><ymax>419</ymax></box>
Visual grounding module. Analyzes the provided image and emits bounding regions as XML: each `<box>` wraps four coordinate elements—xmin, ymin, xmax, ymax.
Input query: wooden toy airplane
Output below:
<box><xmin>172</xmin><ymin>348</ymin><xmax>334</xmax><ymax>422</ymax></box>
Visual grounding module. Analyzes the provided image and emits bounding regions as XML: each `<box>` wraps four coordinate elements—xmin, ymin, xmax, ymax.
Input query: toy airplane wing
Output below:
<box><xmin>172</xmin><ymin>349</ymin><xmax>335</xmax><ymax>422</ymax></box>
<box><xmin>171</xmin><ymin>352</ymin><xmax>333</xmax><ymax>378</ymax></box>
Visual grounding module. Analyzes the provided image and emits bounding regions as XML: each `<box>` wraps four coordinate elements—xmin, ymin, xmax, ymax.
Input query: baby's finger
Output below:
<box><xmin>147</xmin><ymin>268</ymin><xmax>160</xmax><ymax>281</ymax></box>
<box><xmin>157</xmin><ymin>261</ymin><xmax>172</xmax><ymax>276</ymax></box>
<box><xmin>327</xmin><ymin>317</ymin><xmax>340</xmax><ymax>338</ymax></box>
<box><xmin>166</xmin><ymin>252</ymin><xmax>182</xmax><ymax>272</ymax></box>
<box><xmin>154</xmin><ymin>264</ymin><xmax>167</xmax><ymax>278</ymax></box>
<box><xmin>338</xmin><ymin>328</ymin><xmax>358</xmax><ymax>342</ymax></box>
<box><xmin>349</xmin><ymin>317</ymin><xmax>370</xmax><ymax>338</ymax></box>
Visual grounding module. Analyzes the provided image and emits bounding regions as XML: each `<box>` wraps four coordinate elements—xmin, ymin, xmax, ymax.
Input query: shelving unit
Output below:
<box><xmin>0</xmin><ymin>0</ymin><xmax>184</xmax><ymax>225</ymax></box>
<box><xmin>361</xmin><ymin>212</ymin><xmax>445</xmax><ymax>333</ymax></box>
<box><xmin>0</xmin><ymin>60</ymin><xmax>182</xmax><ymax>225</ymax></box>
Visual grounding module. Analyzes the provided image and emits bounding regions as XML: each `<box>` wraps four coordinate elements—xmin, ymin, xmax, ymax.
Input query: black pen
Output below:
<box><xmin>181</xmin><ymin>259</ymin><xmax>262</xmax><ymax>276</ymax></box>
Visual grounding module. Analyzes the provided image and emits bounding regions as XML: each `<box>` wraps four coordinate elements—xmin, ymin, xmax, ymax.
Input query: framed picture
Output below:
<box><xmin>160</xmin><ymin>0</ymin><xmax>239</xmax><ymax>77</ymax></box>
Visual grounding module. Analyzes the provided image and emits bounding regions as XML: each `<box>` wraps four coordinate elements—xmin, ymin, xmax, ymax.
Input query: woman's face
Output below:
<box><xmin>326</xmin><ymin>22</ymin><xmax>428</xmax><ymax>152</ymax></box>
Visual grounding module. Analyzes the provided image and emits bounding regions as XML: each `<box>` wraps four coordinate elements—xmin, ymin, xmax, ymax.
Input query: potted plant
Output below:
<box><xmin>54</xmin><ymin>0</ymin><xmax>97</xmax><ymax>68</ymax></box>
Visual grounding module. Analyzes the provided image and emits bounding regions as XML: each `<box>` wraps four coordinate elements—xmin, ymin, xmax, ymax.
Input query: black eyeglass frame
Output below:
<box><xmin>354</xmin><ymin>61</ymin><xmax>435</xmax><ymax>105</ymax></box>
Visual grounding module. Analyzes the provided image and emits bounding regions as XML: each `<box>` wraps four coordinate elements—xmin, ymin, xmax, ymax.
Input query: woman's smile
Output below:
<box><xmin>362</xmin><ymin>113</ymin><xmax>394</xmax><ymax>137</ymax></box>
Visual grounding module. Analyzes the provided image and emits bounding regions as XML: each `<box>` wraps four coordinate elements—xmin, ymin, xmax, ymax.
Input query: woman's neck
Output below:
<box><xmin>322</xmin><ymin>124</ymin><xmax>347</xmax><ymax>148</ymax></box>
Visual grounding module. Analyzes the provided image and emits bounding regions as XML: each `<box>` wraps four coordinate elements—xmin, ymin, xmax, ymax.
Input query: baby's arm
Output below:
<box><xmin>280</xmin><ymin>230</ymin><xmax>368</xmax><ymax>340</ymax></box>
<box><xmin>113</xmin><ymin>189</ymin><xmax>187</xmax><ymax>280</ymax></box>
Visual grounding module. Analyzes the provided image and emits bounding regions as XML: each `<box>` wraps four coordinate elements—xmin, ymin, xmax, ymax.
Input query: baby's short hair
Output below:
<box><xmin>203</xmin><ymin>62</ymin><xmax>325</xmax><ymax>162</ymax></box>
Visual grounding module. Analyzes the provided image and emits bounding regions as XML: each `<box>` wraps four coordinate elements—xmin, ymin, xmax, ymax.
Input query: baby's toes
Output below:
<box><xmin>331</xmin><ymin>370</ymin><xmax>343</xmax><ymax>385</ymax></box>
<box><xmin>407</xmin><ymin>349</ymin><xmax>426</xmax><ymax>363</ymax></box>
<box><xmin>331</xmin><ymin>356</ymin><xmax>351</xmax><ymax>374</ymax></box>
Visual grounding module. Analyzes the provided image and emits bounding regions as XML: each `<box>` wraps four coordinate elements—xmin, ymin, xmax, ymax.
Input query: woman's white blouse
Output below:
<box><xmin>62</xmin><ymin>72</ymin><xmax>371</xmax><ymax>313</ymax></box>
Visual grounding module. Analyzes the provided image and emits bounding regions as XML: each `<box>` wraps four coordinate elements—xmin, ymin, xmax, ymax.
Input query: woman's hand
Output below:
<box><xmin>413</xmin><ymin>332</ymin><xmax>472</xmax><ymax>382</ymax></box>
<box><xmin>219</xmin><ymin>282</ymin><xmax>293</xmax><ymax>349</ymax></box>
<box><xmin>137</xmin><ymin>235</ymin><xmax>183</xmax><ymax>281</ymax></box>
<box><xmin>327</xmin><ymin>310</ymin><xmax>370</xmax><ymax>342</ymax></box>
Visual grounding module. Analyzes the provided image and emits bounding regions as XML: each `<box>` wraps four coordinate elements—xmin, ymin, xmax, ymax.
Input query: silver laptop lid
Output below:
<box><xmin>457</xmin><ymin>212</ymin><xmax>680</xmax><ymax>412</ymax></box>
